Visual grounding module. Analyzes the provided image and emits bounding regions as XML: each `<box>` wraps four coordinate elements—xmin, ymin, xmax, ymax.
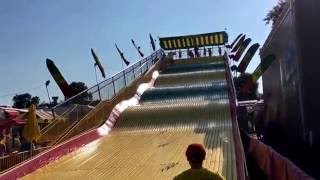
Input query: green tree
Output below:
<box><xmin>70</xmin><ymin>82</ymin><xmax>88</xmax><ymax>94</ymax></box>
<box><xmin>69</xmin><ymin>81</ymin><xmax>92</xmax><ymax>104</ymax></box>
<box><xmin>264</xmin><ymin>0</ymin><xmax>287</xmax><ymax>27</ymax></box>
<box><xmin>31</xmin><ymin>96</ymin><xmax>40</xmax><ymax>105</ymax></box>
<box><xmin>12</xmin><ymin>93</ymin><xmax>40</xmax><ymax>108</ymax></box>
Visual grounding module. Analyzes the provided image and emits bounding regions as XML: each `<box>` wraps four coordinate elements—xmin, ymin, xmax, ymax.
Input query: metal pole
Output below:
<box><xmin>45</xmin><ymin>86</ymin><xmax>51</xmax><ymax>105</ymax></box>
<box><xmin>45</xmin><ymin>84</ymin><xmax>55</xmax><ymax>120</ymax></box>
<box><xmin>30</xmin><ymin>141</ymin><xmax>33</xmax><ymax>157</ymax></box>
<box><xmin>123</xmin><ymin>71</ymin><xmax>127</xmax><ymax>86</ymax></box>
<box><xmin>139</xmin><ymin>61</ymin><xmax>143</xmax><ymax>75</ymax></box>
<box><xmin>112</xmin><ymin>77</ymin><xmax>116</xmax><ymax>94</ymax></box>
<box><xmin>94</xmin><ymin>65</ymin><xmax>102</xmax><ymax>101</ymax></box>
<box><xmin>132</xmin><ymin>66</ymin><xmax>135</xmax><ymax>79</ymax></box>
<box><xmin>137</xmin><ymin>51</ymin><xmax>140</xmax><ymax>61</ymax></box>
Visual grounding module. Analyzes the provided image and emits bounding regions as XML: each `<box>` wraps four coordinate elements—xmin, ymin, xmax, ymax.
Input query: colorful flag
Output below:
<box><xmin>231</xmin><ymin>35</ymin><xmax>246</xmax><ymax>53</ymax></box>
<box><xmin>231</xmin><ymin>65</ymin><xmax>238</xmax><ymax>71</ymax></box>
<box><xmin>230</xmin><ymin>33</ymin><xmax>243</xmax><ymax>49</ymax></box>
<box><xmin>115</xmin><ymin>44</ymin><xmax>130</xmax><ymax>66</ymax></box>
<box><xmin>150</xmin><ymin>34</ymin><xmax>156</xmax><ymax>51</ymax></box>
<box><xmin>241</xmin><ymin>54</ymin><xmax>276</xmax><ymax>93</ymax></box>
<box><xmin>131</xmin><ymin>39</ymin><xmax>144</xmax><ymax>57</ymax></box>
<box><xmin>23</xmin><ymin>104</ymin><xmax>40</xmax><ymax>143</ymax></box>
<box><xmin>237</xmin><ymin>43</ymin><xmax>260</xmax><ymax>73</ymax></box>
<box><xmin>91</xmin><ymin>48</ymin><xmax>106</xmax><ymax>78</ymax></box>
<box><xmin>233</xmin><ymin>38</ymin><xmax>252</xmax><ymax>61</ymax></box>
<box><xmin>46</xmin><ymin>59</ymin><xmax>75</xmax><ymax>99</ymax></box>
<box><xmin>251</xmin><ymin>54</ymin><xmax>276</xmax><ymax>82</ymax></box>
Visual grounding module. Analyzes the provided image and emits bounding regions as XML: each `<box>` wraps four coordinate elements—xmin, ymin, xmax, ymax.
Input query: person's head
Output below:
<box><xmin>13</xmin><ymin>133</ymin><xmax>19</xmax><ymax>138</ymax></box>
<box><xmin>185</xmin><ymin>143</ymin><xmax>206</xmax><ymax>169</ymax></box>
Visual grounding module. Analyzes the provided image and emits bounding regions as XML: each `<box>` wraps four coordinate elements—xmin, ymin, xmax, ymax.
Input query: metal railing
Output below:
<box><xmin>39</xmin><ymin>49</ymin><xmax>165</xmax><ymax>143</ymax></box>
<box><xmin>39</xmin><ymin>105</ymin><xmax>76</xmax><ymax>134</ymax></box>
<box><xmin>223</xmin><ymin>47</ymin><xmax>248</xmax><ymax>179</ymax></box>
<box><xmin>165</xmin><ymin>46</ymin><xmax>224</xmax><ymax>60</ymax></box>
<box><xmin>0</xmin><ymin>146</ymin><xmax>50</xmax><ymax>172</ymax></box>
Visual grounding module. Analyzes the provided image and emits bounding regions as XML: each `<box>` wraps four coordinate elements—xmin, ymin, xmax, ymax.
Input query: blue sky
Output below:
<box><xmin>0</xmin><ymin>0</ymin><xmax>277</xmax><ymax>105</ymax></box>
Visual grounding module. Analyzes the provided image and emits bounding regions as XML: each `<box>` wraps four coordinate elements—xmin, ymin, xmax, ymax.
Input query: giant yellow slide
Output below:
<box><xmin>5</xmin><ymin>56</ymin><xmax>244</xmax><ymax>180</ymax></box>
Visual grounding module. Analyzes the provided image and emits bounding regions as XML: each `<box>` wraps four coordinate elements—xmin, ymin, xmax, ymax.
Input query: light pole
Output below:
<box><xmin>94</xmin><ymin>64</ymin><xmax>102</xmax><ymax>101</ymax></box>
<box><xmin>45</xmin><ymin>80</ymin><xmax>55</xmax><ymax>120</ymax></box>
<box><xmin>45</xmin><ymin>80</ymin><xmax>51</xmax><ymax>104</ymax></box>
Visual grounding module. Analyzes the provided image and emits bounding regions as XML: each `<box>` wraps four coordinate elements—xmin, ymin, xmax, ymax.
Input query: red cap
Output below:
<box><xmin>185</xmin><ymin>143</ymin><xmax>206</xmax><ymax>162</ymax></box>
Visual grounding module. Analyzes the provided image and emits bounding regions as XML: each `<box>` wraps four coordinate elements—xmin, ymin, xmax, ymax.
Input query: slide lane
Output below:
<box><xmin>14</xmin><ymin>57</ymin><xmax>238</xmax><ymax>180</ymax></box>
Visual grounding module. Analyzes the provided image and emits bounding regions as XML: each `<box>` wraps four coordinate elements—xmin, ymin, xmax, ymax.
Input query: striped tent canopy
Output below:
<box><xmin>17</xmin><ymin>109</ymin><xmax>59</xmax><ymax>124</ymax></box>
<box><xmin>159</xmin><ymin>31</ymin><xmax>228</xmax><ymax>50</ymax></box>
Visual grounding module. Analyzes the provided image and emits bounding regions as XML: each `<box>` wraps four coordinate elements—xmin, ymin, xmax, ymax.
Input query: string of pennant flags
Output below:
<box><xmin>227</xmin><ymin>33</ymin><xmax>276</xmax><ymax>94</ymax></box>
<box><xmin>46</xmin><ymin>34</ymin><xmax>157</xmax><ymax>99</ymax></box>
<box><xmin>45</xmin><ymin>31</ymin><xmax>275</xmax><ymax>100</ymax></box>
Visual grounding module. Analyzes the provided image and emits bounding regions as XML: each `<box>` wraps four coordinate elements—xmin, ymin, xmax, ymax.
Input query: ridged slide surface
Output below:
<box><xmin>22</xmin><ymin>56</ymin><xmax>237</xmax><ymax>180</ymax></box>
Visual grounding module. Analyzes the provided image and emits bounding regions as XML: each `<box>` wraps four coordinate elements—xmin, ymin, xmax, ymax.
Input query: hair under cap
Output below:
<box><xmin>185</xmin><ymin>143</ymin><xmax>206</xmax><ymax>162</ymax></box>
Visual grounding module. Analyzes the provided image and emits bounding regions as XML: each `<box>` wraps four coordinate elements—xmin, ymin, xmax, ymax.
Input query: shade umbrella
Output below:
<box><xmin>23</xmin><ymin>104</ymin><xmax>40</xmax><ymax>144</ymax></box>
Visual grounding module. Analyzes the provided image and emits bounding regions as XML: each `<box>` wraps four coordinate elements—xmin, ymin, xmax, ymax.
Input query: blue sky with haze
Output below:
<box><xmin>0</xmin><ymin>0</ymin><xmax>277</xmax><ymax>105</ymax></box>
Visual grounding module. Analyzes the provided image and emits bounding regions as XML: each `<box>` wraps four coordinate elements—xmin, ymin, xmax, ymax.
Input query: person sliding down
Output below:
<box><xmin>208</xmin><ymin>48</ymin><xmax>212</xmax><ymax>56</ymax></box>
<box><xmin>194</xmin><ymin>47</ymin><xmax>200</xmax><ymax>57</ymax></box>
<box><xmin>188</xmin><ymin>49</ymin><xmax>194</xmax><ymax>58</ymax></box>
<box><xmin>174</xmin><ymin>143</ymin><xmax>225</xmax><ymax>180</ymax></box>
